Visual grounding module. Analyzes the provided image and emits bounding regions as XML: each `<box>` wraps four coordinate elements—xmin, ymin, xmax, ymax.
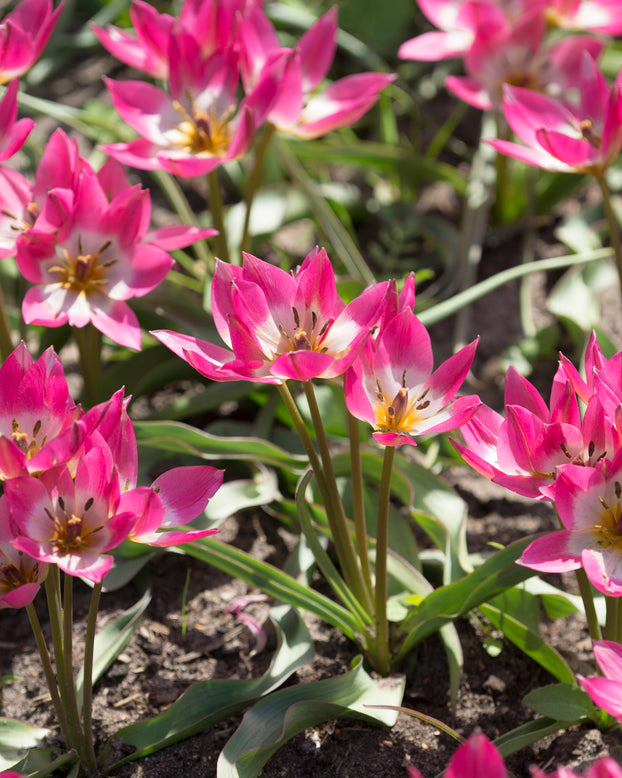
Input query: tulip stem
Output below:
<box><xmin>26</xmin><ymin>602</ymin><xmax>73</xmax><ymax>749</ymax></box>
<box><xmin>302</xmin><ymin>381</ymin><xmax>374</xmax><ymax>616</ymax></box>
<box><xmin>208</xmin><ymin>170</ymin><xmax>230</xmax><ymax>265</ymax></box>
<box><xmin>74</xmin><ymin>325</ymin><xmax>101</xmax><ymax>408</ymax></box>
<box><xmin>373</xmin><ymin>445</ymin><xmax>395</xmax><ymax>676</ymax></box>
<box><xmin>575</xmin><ymin>567</ymin><xmax>602</xmax><ymax>642</ymax></box>
<box><xmin>347</xmin><ymin>410</ymin><xmax>374</xmax><ymax>601</ymax></box>
<box><xmin>82</xmin><ymin>581</ymin><xmax>102</xmax><ymax>773</ymax></box>
<box><xmin>240</xmin><ymin>124</ymin><xmax>275</xmax><ymax>256</ymax></box>
<box><xmin>596</xmin><ymin>174</ymin><xmax>622</xmax><ymax>302</ymax></box>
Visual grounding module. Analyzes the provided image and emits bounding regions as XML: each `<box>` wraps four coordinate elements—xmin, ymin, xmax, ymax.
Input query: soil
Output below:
<box><xmin>3</xmin><ymin>14</ymin><xmax>622</xmax><ymax>778</ymax></box>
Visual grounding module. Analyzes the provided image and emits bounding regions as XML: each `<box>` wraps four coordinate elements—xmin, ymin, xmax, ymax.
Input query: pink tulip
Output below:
<box><xmin>239</xmin><ymin>6</ymin><xmax>394</xmax><ymax>138</ymax></box>
<box><xmin>446</xmin><ymin>11</ymin><xmax>602</xmax><ymax>111</ymax></box>
<box><xmin>0</xmin><ymin>342</ymin><xmax>83</xmax><ymax>480</ymax></box>
<box><xmin>453</xmin><ymin>363</ymin><xmax>617</xmax><ymax>501</ymax></box>
<box><xmin>0</xmin><ymin>79</ymin><xmax>33</xmax><ymax>161</ymax></box>
<box><xmin>8</xmin><ymin>446</ymin><xmax>136</xmax><ymax>583</ymax></box>
<box><xmin>93</xmin><ymin>0</ymin><xmax>254</xmax><ymax>80</ymax></box>
<box><xmin>398</xmin><ymin>0</ymin><xmax>507</xmax><ymax>62</ymax></box>
<box><xmin>579</xmin><ymin>640</ymin><xmax>622</xmax><ymax>722</ymax></box>
<box><xmin>0</xmin><ymin>167</ymin><xmax>32</xmax><ymax>258</ymax></box>
<box><xmin>0</xmin><ymin>497</ymin><xmax>47</xmax><ymax>609</ymax></box>
<box><xmin>489</xmin><ymin>53</ymin><xmax>622</xmax><ymax>174</ymax></box>
<box><xmin>344</xmin><ymin>309</ymin><xmax>479</xmax><ymax>446</ymax></box>
<box><xmin>16</xmin><ymin>150</ymin><xmax>215</xmax><ymax>349</ymax></box>
<box><xmin>0</xmin><ymin>0</ymin><xmax>64</xmax><ymax>84</ymax></box>
<box><xmin>408</xmin><ymin>732</ymin><xmax>507</xmax><ymax>778</ymax></box>
<box><xmin>154</xmin><ymin>248</ymin><xmax>389</xmax><ymax>384</ymax></box>
<box><xmin>102</xmin><ymin>32</ymin><xmax>279</xmax><ymax>178</ymax></box>
<box><xmin>543</xmin><ymin>0</ymin><xmax>622</xmax><ymax>34</ymax></box>
<box><xmin>518</xmin><ymin>448</ymin><xmax>622</xmax><ymax>595</ymax></box>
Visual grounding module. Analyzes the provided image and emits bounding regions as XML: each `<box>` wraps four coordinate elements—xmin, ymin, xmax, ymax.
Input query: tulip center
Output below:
<box><xmin>277</xmin><ymin>307</ymin><xmax>333</xmax><ymax>355</ymax></box>
<box><xmin>11</xmin><ymin>417</ymin><xmax>45</xmax><ymax>461</ymax></box>
<box><xmin>47</xmin><ymin>237</ymin><xmax>117</xmax><ymax>296</ymax></box>
<box><xmin>373</xmin><ymin>376</ymin><xmax>430</xmax><ymax>433</ymax></box>
<box><xmin>594</xmin><ymin>481</ymin><xmax>622</xmax><ymax>549</ymax></box>
<box><xmin>48</xmin><ymin>496</ymin><xmax>100</xmax><ymax>556</ymax></box>
<box><xmin>172</xmin><ymin>100</ymin><xmax>233</xmax><ymax>156</ymax></box>
<box><xmin>579</xmin><ymin>118</ymin><xmax>601</xmax><ymax>149</ymax></box>
<box><xmin>0</xmin><ymin>554</ymin><xmax>39</xmax><ymax>594</ymax></box>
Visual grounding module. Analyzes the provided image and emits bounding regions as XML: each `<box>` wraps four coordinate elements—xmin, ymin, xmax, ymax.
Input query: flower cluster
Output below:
<box><xmin>95</xmin><ymin>0</ymin><xmax>393</xmax><ymax>176</ymax></box>
<box><xmin>0</xmin><ymin>342</ymin><xmax>223</xmax><ymax>601</ymax></box>
<box><xmin>455</xmin><ymin>333</ymin><xmax>622</xmax><ymax>595</ymax></box>
<box><xmin>0</xmin><ymin>129</ymin><xmax>214</xmax><ymax>349</ymax></box>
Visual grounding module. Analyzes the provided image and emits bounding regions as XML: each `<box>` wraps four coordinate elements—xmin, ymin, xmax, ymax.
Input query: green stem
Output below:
<box><xmin>302</xmin><ymin>381</ymin><xmax>373</xmax><ymax>615</ymax></box>
<box><xmin>519</xmin><ymin>167</ymin><xmax>537</xmax><ymax>338</ymax></box>
<box><xmin>240</xmin><ymin>124</ymin><xmax>275</xmax><ymax>256</ymax></box>
<box><xmin>208</xmin><ymin>169</ymin><xmax>230</xmax><ymax>265</ymax></box>
<box><xmin>575</xmin><ymin>567</ymin><xmax>602</xmax><ymax>642</ymax></box>
<box><xmin>347</xmin><ymin>410</ymin><xmax>374</xmax><ymax>601</ymax></box>
<box><xmin>26</xmin><ymin>603</ymin><xmax>73</xmax><ymax>749</ymax></box>
<box><xmin>0</xmin><ymin>281</ymin><xmax>14</xmax><ymax>360</ymax></box>
<box><xmin>82</xmin><ymin>582</ymin><xmax>102</xmax><ymax>773</ymax></box>
<box><xmin>605</xmin><ymin>595</ymin><xmax>619</xmax><ymax>643</ymax></box>
<box><xmin>373</xmin><ymin>445</ymin><xmax>395</xmax><ymax>676</ymax></box>
<box><xmin>74</xmin><ymin>325</ymin><xmax>101</xmax><ymax>408</ymax></box>
<box><xmin>596</xmin><ymin>174</ymin><xmax>622</xmax><ymax>301</ymax></box>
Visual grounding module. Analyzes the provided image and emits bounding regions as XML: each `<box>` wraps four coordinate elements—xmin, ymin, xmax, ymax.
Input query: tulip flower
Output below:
<box><xmin>579</xmin><ymin>640</ymin><xmax>622</xmax><ymax>722</ymax></box>
<box><xmin>407</xmin><ymin>732</ymin><xmax>507</xmax><ymax>778</ymax></box>
<box><xmin>543</xmin><ymin>0</ymin><xmax>622</xmax><ymax>34</ymax></box>
<box><xmin>0</xmin><ymin>342</ymin><xmax>83</xmax><ymax>480</ymax></box>
<box><xmin>239</xmin><ymin>6</ymin><xmax>394</xmax><ymax>138</ymax></box>
<box><xmin>102</xmin><ymin>32</ymin><xmax>279</xmax><ymax>178</ymax></box>
<box><xmin>488</xmin><ymin>53</ymin><xmax>622</xmax><ymax>174</ymax></box>
<box><xmin>0</xmin><ymin>498</ymin><xmax>47</xmax><ymax>609</ymax></box>
<box><xmin>0</xmin><ymin>80</ymin><xmax>34</xmax><ymax>161</ymax></box>
<box><xmin>154</xmin><ymin>248</ymin><xmax>389</xmax><ymax>383</ymax></box>
<box><xmin>445</xmin><ymin>11</ymin><xmax>602</xmax><ymax>111</ymax></box>
<box><xmin>518</xmin><ymin>448</ymin><xmax>622</xmax><ymax>595</ymax></box>
<box><xmin>0</xmin><ymin>0</ymin><xmax>64</xmax><ymax>84</ymax></box>
<box><xmin>344</xmin><ymin>309</ymin><xmax>479</xmax><ymax>446</ymax></box>
<box><xmin>531</xmin><ymin>758</ymin><xmax>622</xmax><ymax>778</ymax></box>
<box><xmin>16</xmin><ymin>154</ymin><xmax>215</xmax><ymax>349</ymax></box>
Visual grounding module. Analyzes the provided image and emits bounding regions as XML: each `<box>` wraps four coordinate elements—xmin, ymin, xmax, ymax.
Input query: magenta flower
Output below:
<box><xmin>407</xmin><ymin>732</ymin><xmax>507</xmax><ymax>778</ymax></box>
<box><xmin>518</xmin><ymin>449</ymin><xmax>622</xmax><ymax>595</ymax></box>
<box><xmin>445</xmin><ymin>12</ymin><xmax>602</xmax><ymax>111</ymax></box>
<box><xmin>16</xmin><ymin>155</ymin><xmax>215</xmax><ymax>349</ymax></box>
<box><xmin>154</xmin><ymin>248</ymin><xmax>389</xmax><ymax>384</ymax></box>
<box><xmin>489</xmin><ymin>53</ymin><xmax>622</xmax><ymax>174</ymax></box>
<box><xmin>0</xmin><ymin>342</ymin><xmax>83</xmax><ymax>480</ymax></box>
<box><xmin>453</xmin><ymin>363</ymin><xmax>617</xmax><ymax>501</ymax></box>
<box><xmin>239</xmin><ymin>5</ymin><xmax>394</xmax><ymax>138</ymax></box>
<box><xmin>0</xmin><ymin>80</ymin><xmax>33</xmax><ymax>161</ymax></box>
<box><xmin>544</xmin><ymin>0</ymin><xmax>622</xmax><ymax>33</ymax></box>
<box><xmin>398</xmin><ymin>0</ymin><xmax>507</xmax><ymax>62</ymax></box>
<box><xmin>0</xmin><ymin>0</ymin><xmax>64</xmax><ymax>84</ymax></box>
<box><xmin>122</xmin><ymin>465</ymin><xmax>223</xmax><ymax>547</ymax></box>
<box><xmin>344</xmin><ymin>309</ymin><xmax>479</xmax><ymax>447</ymax></box>
<box><xmin>579</xmin><ymin>640</ymin><xmax>622</xmax><ymax>722</ymax></box>
<box><xmin>0</xmin><ymin>497</ymin><xmax>47</xmax><ymax>609</ymax></box>
<box><xmin>8</xmin><ymin>446</ymin><xmax>136</xmax><ymax>583</ymax></box>
<box><xmin>102</xmin><ymin>32</ymin><xmax>278</xmax><ymax>178</ymax></box>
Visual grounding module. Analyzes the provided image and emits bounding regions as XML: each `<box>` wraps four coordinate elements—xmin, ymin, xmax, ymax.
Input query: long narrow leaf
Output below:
<box><xmin>217</xmin><ymin>656</ymin><xmax>405</xmax><ymax>778</ymax></box>
<box><xmin>102</xmin><ymin>604</ymin><xmax>313</xmax><ymax>772</ymax></box>
<box><xmin>183</xmin><ymin>538</ymin><xmax>362</xmax><ymax>638</ymax></box>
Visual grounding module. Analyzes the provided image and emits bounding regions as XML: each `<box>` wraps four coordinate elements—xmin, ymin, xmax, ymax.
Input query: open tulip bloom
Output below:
<box><xmin>579</xmin><ymin>640</ymin><xmax>622</xmax><ymax>722</ymax></box>
<box><xmin>0</xmin><ymin>0</ymin><xmax>64</xmax><ymax>83</ymax></box>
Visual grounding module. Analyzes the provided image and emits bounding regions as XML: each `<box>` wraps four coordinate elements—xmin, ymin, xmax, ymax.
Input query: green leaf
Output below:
<box><xmin>523</xmin><ymin>683</ymin><xmax>596</xmax><ymax>722</ymax></box>
<box><xmin>395</xmin><ymin>536</ymin><xmax>538</xmax><ymax>661</ymax></box>
<box><xmin>493</xmin><ymin>717</ymin><xmax>571</xmax><ymax>758</ymax></box>
<box><xmin>183</xmin><ymin>537</ymin><xmax>362</xmax><ymax>638</ymax></box>
<box><xmin>479</xmin><ymin>599</ymin><xmax>575</xmax><ymax>684</ymax></box>
<box><xmin>217</xmin><ymin>656</ymin><xmax>405</xmax><ymax>778</ymax></box>
<box><xmin>203</xmin><ymin>468</ymin><xmax>279</xmax><ymax>523</ymax></box>
<box><xmin>0</xmin><ymin>718</ymin><xmax>50</xmax><ymax>771</ymax></box>
<box><xmin>7</xmin><ymin>748</ymin><xmax>78</xmax><ymax>778</ymax></box>
<box><xmin>75</xmin><ymin>588</ymin><xmax>152</xmax><ymax>710</ymax></box>
<box><xmin>134</xmin><ymin>419</ymin><xmax>307</xmax><ymax>470</ymax></box>
<box><xmin>103</xmin><ymin>604</ymin><xmax>314</xmax><ymax>772</ymax></box>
